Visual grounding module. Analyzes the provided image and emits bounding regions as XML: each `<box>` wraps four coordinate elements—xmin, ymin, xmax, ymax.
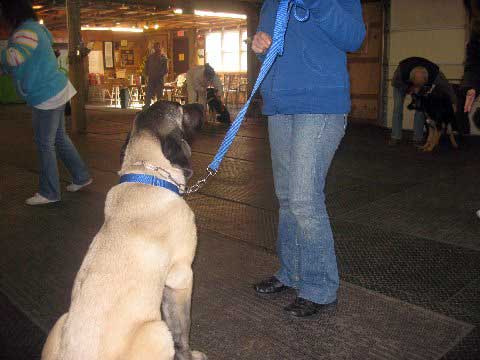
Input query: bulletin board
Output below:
<box><xmin>120</xmin><ymin>49</ymin><xmax>135</xmax><ymax>66</ymax></box>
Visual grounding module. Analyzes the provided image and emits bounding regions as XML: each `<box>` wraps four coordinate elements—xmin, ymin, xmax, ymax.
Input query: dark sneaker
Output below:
<box><xmin>284</xmin><ymin>297</ymin><xmax>337</xmax><ymax>318</ymax></box>
<box><xmin>253</xmin><ymin>276</ymin><xmax>290</xmax><ymax>294</ymax></box>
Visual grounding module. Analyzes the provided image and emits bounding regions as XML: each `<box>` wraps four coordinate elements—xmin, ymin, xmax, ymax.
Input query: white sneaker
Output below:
<box><xmin>25</xmin><ymin>193</ymin><xmax>59</xmax><ymax>206</ymax></box>
<box><xmin>66</xmin><ymin>178</ymin><xmax>93</xmax><ymax>192</ymax></box>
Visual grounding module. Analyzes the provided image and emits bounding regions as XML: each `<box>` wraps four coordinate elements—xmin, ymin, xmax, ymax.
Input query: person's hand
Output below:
<box><xmin>252</xmin><ymin>32</ymin><xmax>272</xmax><ymax>54</ymax></box>
<box><xmin>464</xmin><ymin>89</ymin><xmax>476</xmax><ymax>113</ymax></box>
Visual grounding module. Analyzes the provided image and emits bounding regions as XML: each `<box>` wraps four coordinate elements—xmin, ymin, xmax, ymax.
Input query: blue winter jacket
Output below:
<box><xmin>0</xmin><ymin>20</ymin><xmax>67</xmax><ymax>106</ymax></box>
<box><xmin>257</xmin><ymin>0</ymin><xmax>366</xmax><ymax>115</ymax></box>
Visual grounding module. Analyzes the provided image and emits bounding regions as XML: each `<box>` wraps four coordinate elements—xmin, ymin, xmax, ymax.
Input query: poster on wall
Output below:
<box><xmin>104</xmin><ymin>41</ymin><xmax>114</xmax><ymax>69</ymax></box>
<box><xmin>89</xmin><ymin>50</ymin><xmax>104</xmax><ymax>74</ymax></box>
<box><xmin>120</xmin><ymin>49</ymin><xmax>134</xmax><ymax>66</ymax></box>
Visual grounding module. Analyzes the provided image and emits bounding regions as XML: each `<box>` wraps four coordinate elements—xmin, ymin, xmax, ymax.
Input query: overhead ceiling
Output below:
<box><xmin>32</xmin><ymin>1</ymin><xmax>261</xmax><ymax>31</ymax></box>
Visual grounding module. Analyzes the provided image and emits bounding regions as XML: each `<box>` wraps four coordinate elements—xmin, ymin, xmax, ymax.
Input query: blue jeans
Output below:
<box><xmin>268</xmin><ymin>114</ymin><xmax>346</xmax><ymax>304</ymax></box>
<box><xmin>391</xmin><ymin>87</ymin><xmax>425</xmax><ymax>141</ymax></box>
<box><xmin>32</xmin><ymin>105</ymin><xmax>90</xmax><ymax>200</ymax></box>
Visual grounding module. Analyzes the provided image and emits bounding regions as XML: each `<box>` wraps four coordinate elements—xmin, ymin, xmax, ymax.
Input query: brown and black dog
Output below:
<box><xmin>206</xmin><ymin>87</ymin><xmax>231</xmax><ymax>125</ymax></box>
<box><xmin>408</xmin><ymin>86</ymin><xmax>458</xmax><ymax>152</ymax></box>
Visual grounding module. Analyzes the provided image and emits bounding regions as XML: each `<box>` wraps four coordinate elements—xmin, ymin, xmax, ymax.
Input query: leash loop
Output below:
<box><xmin>292</xmin><ymin>0</ymin><xmax>310</xmax><ymax>22</ymax></box>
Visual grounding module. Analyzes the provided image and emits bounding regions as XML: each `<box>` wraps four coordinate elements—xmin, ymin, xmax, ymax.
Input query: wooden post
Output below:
<box><xmin>245</xmin><ymin>4</ymin><xmax>261</xmax><ymax>96</ymax></box>
<box><xmin>66</xmin><ymin>0</ymin><xmax>87</xmax><ymax>133</ymax></box>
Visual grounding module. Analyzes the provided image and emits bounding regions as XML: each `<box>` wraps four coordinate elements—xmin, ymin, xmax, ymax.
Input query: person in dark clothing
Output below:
<box><xmin>463</xmin><ymin>1</ymin><xmax>480</xmax><ymax>219</ymax></box>
<box><xmin>144</xmin><ymin>42</ymin><xmax>168</xmax><ymax>108</ymax></box>
<box><xmin>389</xmin><ymin>57</ymin><xmax>456</xmax><ymax>145</ymax></box>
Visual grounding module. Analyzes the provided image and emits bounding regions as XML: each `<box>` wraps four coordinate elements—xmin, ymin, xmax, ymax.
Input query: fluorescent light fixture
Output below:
<box><xmin>194</xmin><ymin>10</ymin><xmax>246</xmax><ymax>19</ymax></box>
<box><xmin>173</xmin><ymin>9</ymin><xmax>183</xmax><ymax>14</ymax></box>
<box><xmin>81</xmin><ymin>26</ymin><xmax>144</xmax><ymax>33</ymax></box>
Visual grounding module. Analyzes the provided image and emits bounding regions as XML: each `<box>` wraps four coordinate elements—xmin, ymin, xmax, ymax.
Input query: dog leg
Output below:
<box><xmin>41</xmin><ymin>313</ymin><xmax>68</xmax><ymax>360</ymax></box>
<box><xmin>432</xmin><ymin>128</ymin><xmax>442</xmax><ymax>150</ymax></box>
<box><xmin>449</xmin><ymin>133</ymin><xmax>459</xmax><ymax>149</ymax></box>
<box><xmin>124</xmin><ymin>320</ymin><xmax>175</xmax><ymax>360</ymax></box>
<box><xmin>420</xmin><ymin>129</ymin><xmax>433</xmax><ymax>151</ymax></box>
<box><xmin>162</xmin><ymin>265</ymin><xmax>207</xmax><ymax>360</ymax></box>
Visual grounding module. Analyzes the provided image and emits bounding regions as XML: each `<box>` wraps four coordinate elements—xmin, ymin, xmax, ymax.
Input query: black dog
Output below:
<box><xmin>408</xmin><ymin>86</ymin><xmax>458</xmax><ymax>151</ymax></box>
<box><xmin>206</xmin><ymin>87</ymin><xmax>231</xmax><ymax>125</ymax></box>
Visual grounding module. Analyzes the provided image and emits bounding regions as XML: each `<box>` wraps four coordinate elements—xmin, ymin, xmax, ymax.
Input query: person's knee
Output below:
<box><xmin>35</xmin><ymin>137</ymin><xmax>55</xmax><ymax>152</ymax></box>
<box><xmin>290</xmin><ymin>199</ymin><xmax>317</xmax><ymax>221</ymax></box>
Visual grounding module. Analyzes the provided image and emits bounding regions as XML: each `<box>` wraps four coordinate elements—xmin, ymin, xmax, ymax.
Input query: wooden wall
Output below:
<box><xmin>348</xmin><ymin>1</ymin><xmax>384</xmax><ymax>124</ymax></box>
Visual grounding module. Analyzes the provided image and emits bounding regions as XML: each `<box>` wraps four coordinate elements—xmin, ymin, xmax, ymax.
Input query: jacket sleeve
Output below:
<box><xmin>0</xmin><ymin>28</ymin><xmax>39</xmax><ymax>73</ymax></box>
<box><xmin>462</xmin><ymin>35</ymin><xmax>480</xmax><ymax>91</ymax></box>
<box><xmin>255</xmin><ymin>0</ymin><xmax>275</xmax><ymax>62</ymax></box>
<box><xmin>303</xmin><ymin>0</ymin><xmax>366</xmax><ymax>52</ymax></box>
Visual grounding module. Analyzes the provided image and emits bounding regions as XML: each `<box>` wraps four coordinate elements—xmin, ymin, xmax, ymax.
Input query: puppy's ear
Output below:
<box><xmin>160</xmin><ymin>128</ymin><xmax>191</xmax><ymax>177</ymax></box>
<box><xmin>182</xmin><ymin>103</ymin><xmax>204</xmax><ymax>142</ymax></box>
<box><xmin>120</xmin><ymin>131</ymin><xmax>132</xmax><ymax>166</ymax></box>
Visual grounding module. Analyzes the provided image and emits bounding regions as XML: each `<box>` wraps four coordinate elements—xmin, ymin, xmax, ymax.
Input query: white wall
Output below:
<box><xmin>385</xmin><ymin>0</ymin><xmax>467</xmax><ymax>130</ymax></box>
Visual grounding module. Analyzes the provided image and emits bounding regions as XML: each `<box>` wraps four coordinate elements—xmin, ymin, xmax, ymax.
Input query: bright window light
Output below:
<box><xmin>194</xmin><ymin>10</ymin><xmax>246</xmax><ymax>19</ymax></box>
<box><xmin>206</xmin><ymin>29</ymin><xmax>248</xmax><ymax>73</ymax></box>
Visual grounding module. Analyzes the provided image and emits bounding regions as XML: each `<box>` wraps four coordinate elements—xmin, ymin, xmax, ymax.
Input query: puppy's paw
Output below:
<box><xmin>191</xmin><ymin>350</ymin><xmax>207</xmax><ymax>360</ymax></box>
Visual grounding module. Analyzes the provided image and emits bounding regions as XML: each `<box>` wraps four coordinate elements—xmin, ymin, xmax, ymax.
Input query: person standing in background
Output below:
<box><xmin>144</xmin><ymin>42</ymin><xmax>168</xmax><ymax>108</ymax></box>
<box><xmin>0</xmin><ymin>0</ymin><xmax>92</xmax><ymax>206</ymax></box>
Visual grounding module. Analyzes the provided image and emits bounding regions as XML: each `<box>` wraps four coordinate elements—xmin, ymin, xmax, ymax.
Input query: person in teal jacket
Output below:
<box><xmin>252</xmin><ymin>0</ymin><xmax>366</xmax><ymax>317</ymax></box>
<box><xmin>0</xmin><ymin>0</ymin><xmax>91</xmax><ymax>205</ymax></box>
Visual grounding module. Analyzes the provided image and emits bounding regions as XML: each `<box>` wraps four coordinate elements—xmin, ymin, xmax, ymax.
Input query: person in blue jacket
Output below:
<box><xmin>0</xmin><ymin>0</ymin><xmax>92</xmax><ymax>205</ymax></box>
<box><xmin>252</xmin><ymin>0</ymin><xmax>366</xmax><ymax>317</ymax></box>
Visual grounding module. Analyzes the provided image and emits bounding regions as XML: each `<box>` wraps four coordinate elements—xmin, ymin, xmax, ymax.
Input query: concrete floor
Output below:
<box><xmin>0</xmin><ymin>104</ymin><xmax>479</xmax><ymax>359</ymax></box>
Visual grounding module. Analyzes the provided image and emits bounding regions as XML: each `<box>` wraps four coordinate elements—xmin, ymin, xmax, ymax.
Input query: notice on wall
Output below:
<box><xmin>104</xmin><ymin>41</ymin><xmax>114</xmax><ymax>69</ymax></box>
<box><xmin>89</xmin><ymin>50</ymin><xmax>104</xmax><ymax>74</ymax></box>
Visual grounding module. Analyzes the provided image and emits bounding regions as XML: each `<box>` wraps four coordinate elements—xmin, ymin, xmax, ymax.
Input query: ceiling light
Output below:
<box><xmin>32</xmin><ymin>5</ymin><xmax>43</xmax><ymax>10</ymax></box>
<box><xmin>39</xmin><ymin>19</ymin><xmax>44</xmax><ymax>24</ymax></box>
<box><xmin>81</xmin><ymin>26</ymin><xmax>144</xmax><ymax>33</ymax></box>
<box><xmin>173</xmin><ymin>9</ymin><xmax>183</xmax><ymax>14</ymax></box>
<box><xmin>154</xmin><ymin>24</ymin><xmax>159</xmax><ymax>30</ymax></box>
<box><xmin>194</xmin><ymin>10</ymin><xmax>246</xmax><ymax>19</ymax></box>
<box><xmin>143</xmin><ymin>25</ymin><xmax>149</xmax><ymax>29</ymax></box>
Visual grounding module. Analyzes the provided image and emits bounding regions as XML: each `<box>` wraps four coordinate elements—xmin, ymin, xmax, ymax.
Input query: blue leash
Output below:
<box><xmin>187</xmin><ymin>0</ymin><xmax>309</xmax><ymax>194</ymax></box>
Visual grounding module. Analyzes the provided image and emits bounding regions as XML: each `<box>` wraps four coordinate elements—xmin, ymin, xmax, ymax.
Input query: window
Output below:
<box><xmin>205</xmin><ymin>29</ymin><xmax>248</xmax><ymax>72</ymax></box>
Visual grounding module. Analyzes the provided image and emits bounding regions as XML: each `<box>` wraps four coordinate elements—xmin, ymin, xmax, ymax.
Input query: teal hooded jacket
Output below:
<box><xmin>1</xmin><ymin>19</ymin><xmax>67</xmax><ymax>106</ymax></box>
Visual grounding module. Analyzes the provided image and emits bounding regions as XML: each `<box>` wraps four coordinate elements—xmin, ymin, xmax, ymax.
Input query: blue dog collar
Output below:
<box><xmin>119</xmin><ymin>173</ymin><xmax>180</xmax><ymax>195</ymax></box>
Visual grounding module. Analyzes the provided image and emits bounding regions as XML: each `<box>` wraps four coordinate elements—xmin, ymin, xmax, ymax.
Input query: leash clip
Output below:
<box><xmin>185</xmin><ymin>167</ymin><xmax>217</xmax><ymax>195</ymax></box>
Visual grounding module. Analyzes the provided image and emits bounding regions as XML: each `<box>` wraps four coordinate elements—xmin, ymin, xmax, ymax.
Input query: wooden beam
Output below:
<box><xmin>66</xmin><ymin>0</ymin><xmax>87</xmax><ymax>133</ymax></box>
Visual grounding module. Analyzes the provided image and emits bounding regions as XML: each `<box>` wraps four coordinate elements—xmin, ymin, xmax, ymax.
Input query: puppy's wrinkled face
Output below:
<box><xmin>120</xmin><ymin>101</ymin><xmax>204</xmax><ymax>176</ymax></box>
